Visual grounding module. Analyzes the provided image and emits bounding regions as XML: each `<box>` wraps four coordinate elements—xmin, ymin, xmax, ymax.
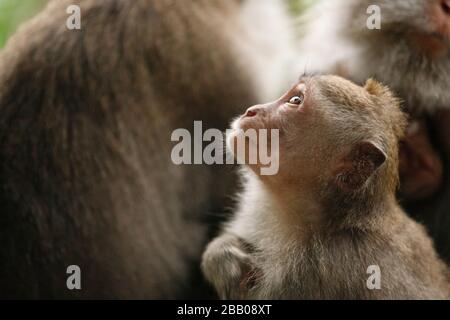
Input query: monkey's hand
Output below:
<box><xmin>399</xmin><ymin>119</ymin><xmax>443</xmax><ymax>201</ymax></box>
<box><xmin>201</xmin><ymin>234</ymin><xmax>258</xmax><ymax>300</ymax></box>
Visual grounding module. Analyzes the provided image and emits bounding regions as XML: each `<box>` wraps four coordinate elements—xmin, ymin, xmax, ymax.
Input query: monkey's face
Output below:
<box><xmin>228</xmin><ymin>75</ymin><xmax>406</xmax><ymax>193</ymax></box>
<box><xmin>228</xmin><ymin>76</ymin><xmax>354</xmax><ymax>182</ymax></box>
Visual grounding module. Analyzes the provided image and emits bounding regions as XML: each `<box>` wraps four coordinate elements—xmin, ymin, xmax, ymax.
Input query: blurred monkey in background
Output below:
<box><xmin>0</xmin><ymin>0</ymin><xmax>297</xmax><ymax>298</ymax></box>
<box><xmin>297</xmin><ymin>0</ymin><xmax>450</xmax><ymax>263</ymax></box>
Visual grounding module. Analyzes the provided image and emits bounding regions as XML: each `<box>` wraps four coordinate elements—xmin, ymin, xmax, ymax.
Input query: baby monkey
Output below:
<box><xmin>202</xmin><ymin>75</ymin><xmax>450</xmax><ymax>299</ymax></box>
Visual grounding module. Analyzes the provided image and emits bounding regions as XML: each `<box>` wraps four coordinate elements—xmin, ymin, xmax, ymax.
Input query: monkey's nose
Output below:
<box><xmin>244</xmin><ymin>106</ymin><xmax>261</xmax><ymax>118</ymax></box>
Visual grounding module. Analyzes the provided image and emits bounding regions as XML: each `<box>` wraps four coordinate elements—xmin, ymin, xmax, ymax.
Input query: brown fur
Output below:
<box><xmin>0</xmin><ymin>0</ymin><xmax>267</xmax><ymax>298</ymax></box>
<box><xmin>202</xmin><ymin>75</ymin><xmax>450</xmax><ymax>299</ymax></box>
<box><xmin>298</xmin><ymin>0</ymin><xmax>450</xmax><ymax>264</ymax></box>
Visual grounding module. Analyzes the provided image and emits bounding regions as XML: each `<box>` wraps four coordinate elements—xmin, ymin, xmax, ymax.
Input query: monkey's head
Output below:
<box><xmin>228</xmin><ymin>75</ymin><xmax>407</xmax><ymax>200</ymax></box>
<box><xmin>350</xmin><ymin>0</ymin><xmax>450</xmax><ymax>56</ymax></box>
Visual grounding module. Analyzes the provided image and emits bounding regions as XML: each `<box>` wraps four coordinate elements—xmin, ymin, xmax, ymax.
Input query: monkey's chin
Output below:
<box><xmin>226</xmin><ymin>126</ymin><xmax>259</xmax><ymax>164</ymax></box>
<box><xmin>226</xmin><ymin>129</ymin><xmax>239</xmax><ymax>158</ymax></box>
<box><xmin>226</xmin><ymin>118</ymin><xmax>242</xmax><ymax>151</ymax></box>
<box><xmin>230</xmin><ymin>117</ymin><xmax>242</xmax><ymax>131</ymax></box>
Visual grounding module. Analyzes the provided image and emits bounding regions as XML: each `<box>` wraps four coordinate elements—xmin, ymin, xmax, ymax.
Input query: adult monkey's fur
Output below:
<box><xmin>0</xmin><ymin>0</ymin><xmax>296</xmax><ymax>298</ymax></box>
<box><xmin>298</xmin><ymin>0</ymin><xmax>450</xmax><ymax>264</ymax></box>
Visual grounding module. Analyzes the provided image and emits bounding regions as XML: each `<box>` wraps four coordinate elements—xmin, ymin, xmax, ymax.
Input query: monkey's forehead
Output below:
<box><xmin>312</xmin><ymin>76</ymin><xmax>373</xmax><ymax>107</ymax></box>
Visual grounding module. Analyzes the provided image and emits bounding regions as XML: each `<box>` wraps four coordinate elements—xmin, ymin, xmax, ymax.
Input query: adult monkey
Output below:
<box><xmin>0</xmin><ymin>0</ymin><xmax>296</xmax><ymax>298</ymax></box>
<box><xmin>298</xmin><ymin>0</ymin><xmax>450</xmax><ymax>263</ymax></box>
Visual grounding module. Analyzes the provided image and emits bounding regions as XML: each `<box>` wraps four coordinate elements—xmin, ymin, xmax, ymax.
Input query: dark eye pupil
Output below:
<box><xmin>290</xmin><ymin>94</ymin><xmax>303</xmax><ymax>104</ymax></box>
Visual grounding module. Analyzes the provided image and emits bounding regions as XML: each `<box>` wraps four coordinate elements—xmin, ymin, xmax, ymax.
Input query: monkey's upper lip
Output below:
<box><xmin>239</xmin><ymin>112</ymin><xmax>262</xmax><ymax>122</ymax></box>
<box><xmin>236</xmin><ymin>115</ymin><xmax>253</xmax><ymax>128</ymax></box>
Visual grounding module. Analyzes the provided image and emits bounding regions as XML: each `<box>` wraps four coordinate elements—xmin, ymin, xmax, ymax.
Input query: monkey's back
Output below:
<box><xmin>0</xmin><ymin>0</ymin><xmax>258</xmax><ymax>298</ymax></box>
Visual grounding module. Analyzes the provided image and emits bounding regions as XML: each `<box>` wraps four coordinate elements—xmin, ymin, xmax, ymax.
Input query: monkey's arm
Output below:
<box><xmin>201</xmin><ymin>233</ymin><xmax>257</xmax><ymax>300</ymax></box>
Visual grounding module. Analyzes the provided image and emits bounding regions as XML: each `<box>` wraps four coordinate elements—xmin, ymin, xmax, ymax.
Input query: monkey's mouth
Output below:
<box><xmin>410</xmin><ymin>34</ymin><xmax>450</xmax><ymax>59</ymax></box>
<box><xmin>236</xmin><ymin>113</ymin><xmax>266</xmax><ymax>132</ymax></box>
<box><xmin>408</xmin><ymin>31</ymin><xmax>450</xmax><ymax>58</ymax></box>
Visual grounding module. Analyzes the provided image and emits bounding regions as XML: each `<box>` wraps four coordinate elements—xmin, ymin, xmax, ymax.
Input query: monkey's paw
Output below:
<box><xmin>201</xmin><ymin>234</ymin><xmax>257</xmax><ymax>300</ymax></box>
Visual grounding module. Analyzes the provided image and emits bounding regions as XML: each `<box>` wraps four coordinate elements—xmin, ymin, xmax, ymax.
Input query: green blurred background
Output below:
<box><xmin>0</xmin><ymin>0</ymin><xmax>46</xmax><ymax>47</ymax></box>
<box><xmin>0</xmin><ymin>0</ymin><xmax>311</xmax><ymax>48</ymax></box>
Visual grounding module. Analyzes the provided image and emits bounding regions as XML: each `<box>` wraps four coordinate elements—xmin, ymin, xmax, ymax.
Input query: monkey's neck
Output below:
<box><xmin>243</xmin><ymin>173</ymin><xmax>327</xmax><ymax>239</ymax></box>
<box><xmin>323</xmin><ymin>184</ymin><xmax>399</xmax><ymax>231</ymax></box>
<box><xmin>249</xmin><ymin>173</ymin><xmax>398</xmax><ymax>237</ymax></box>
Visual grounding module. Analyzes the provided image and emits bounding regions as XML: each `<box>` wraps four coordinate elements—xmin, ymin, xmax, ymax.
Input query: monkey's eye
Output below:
<box><xmin>288</xmin><ymin>93</ymin><xmax>304</xmax><ymax>105</ymax></box>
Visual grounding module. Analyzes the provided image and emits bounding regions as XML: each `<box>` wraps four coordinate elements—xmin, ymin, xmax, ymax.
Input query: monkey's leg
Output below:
<box><xmin>399</xmin><ymin>118</ymin><xmax>443</xmax><ymax>201</ymax></box>
<box><xmin>201</xmin><ymin>234</ymin><xmax>258</xmax><ymax>300</ymax></box>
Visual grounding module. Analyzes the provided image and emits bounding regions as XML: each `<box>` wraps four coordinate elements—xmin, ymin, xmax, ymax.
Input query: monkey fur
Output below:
<box><xmin>297</xmin><ymin>0</ymin><xmax>450</xmax><ymax>264</ymax></box>
<box><xmin>0</xmin><ymin>0</ymin><xmax>295</xmax><ymax>298</ymax></box>
<box><xmin>202</xmin><ymin>75</ymin><xmax>450</xmax><ymax>299</ymax></box>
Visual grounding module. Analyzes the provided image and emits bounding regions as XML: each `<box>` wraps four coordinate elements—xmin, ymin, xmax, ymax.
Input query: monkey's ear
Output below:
<box><xmin>364</xmin><ymin>79</ymin><xmax>389</xmax><ymax>97</ymax></box>
<box><xmin>333</xmin><ymin>141</ymin><xmax>387</xmax><ymax>191</ymax></box>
